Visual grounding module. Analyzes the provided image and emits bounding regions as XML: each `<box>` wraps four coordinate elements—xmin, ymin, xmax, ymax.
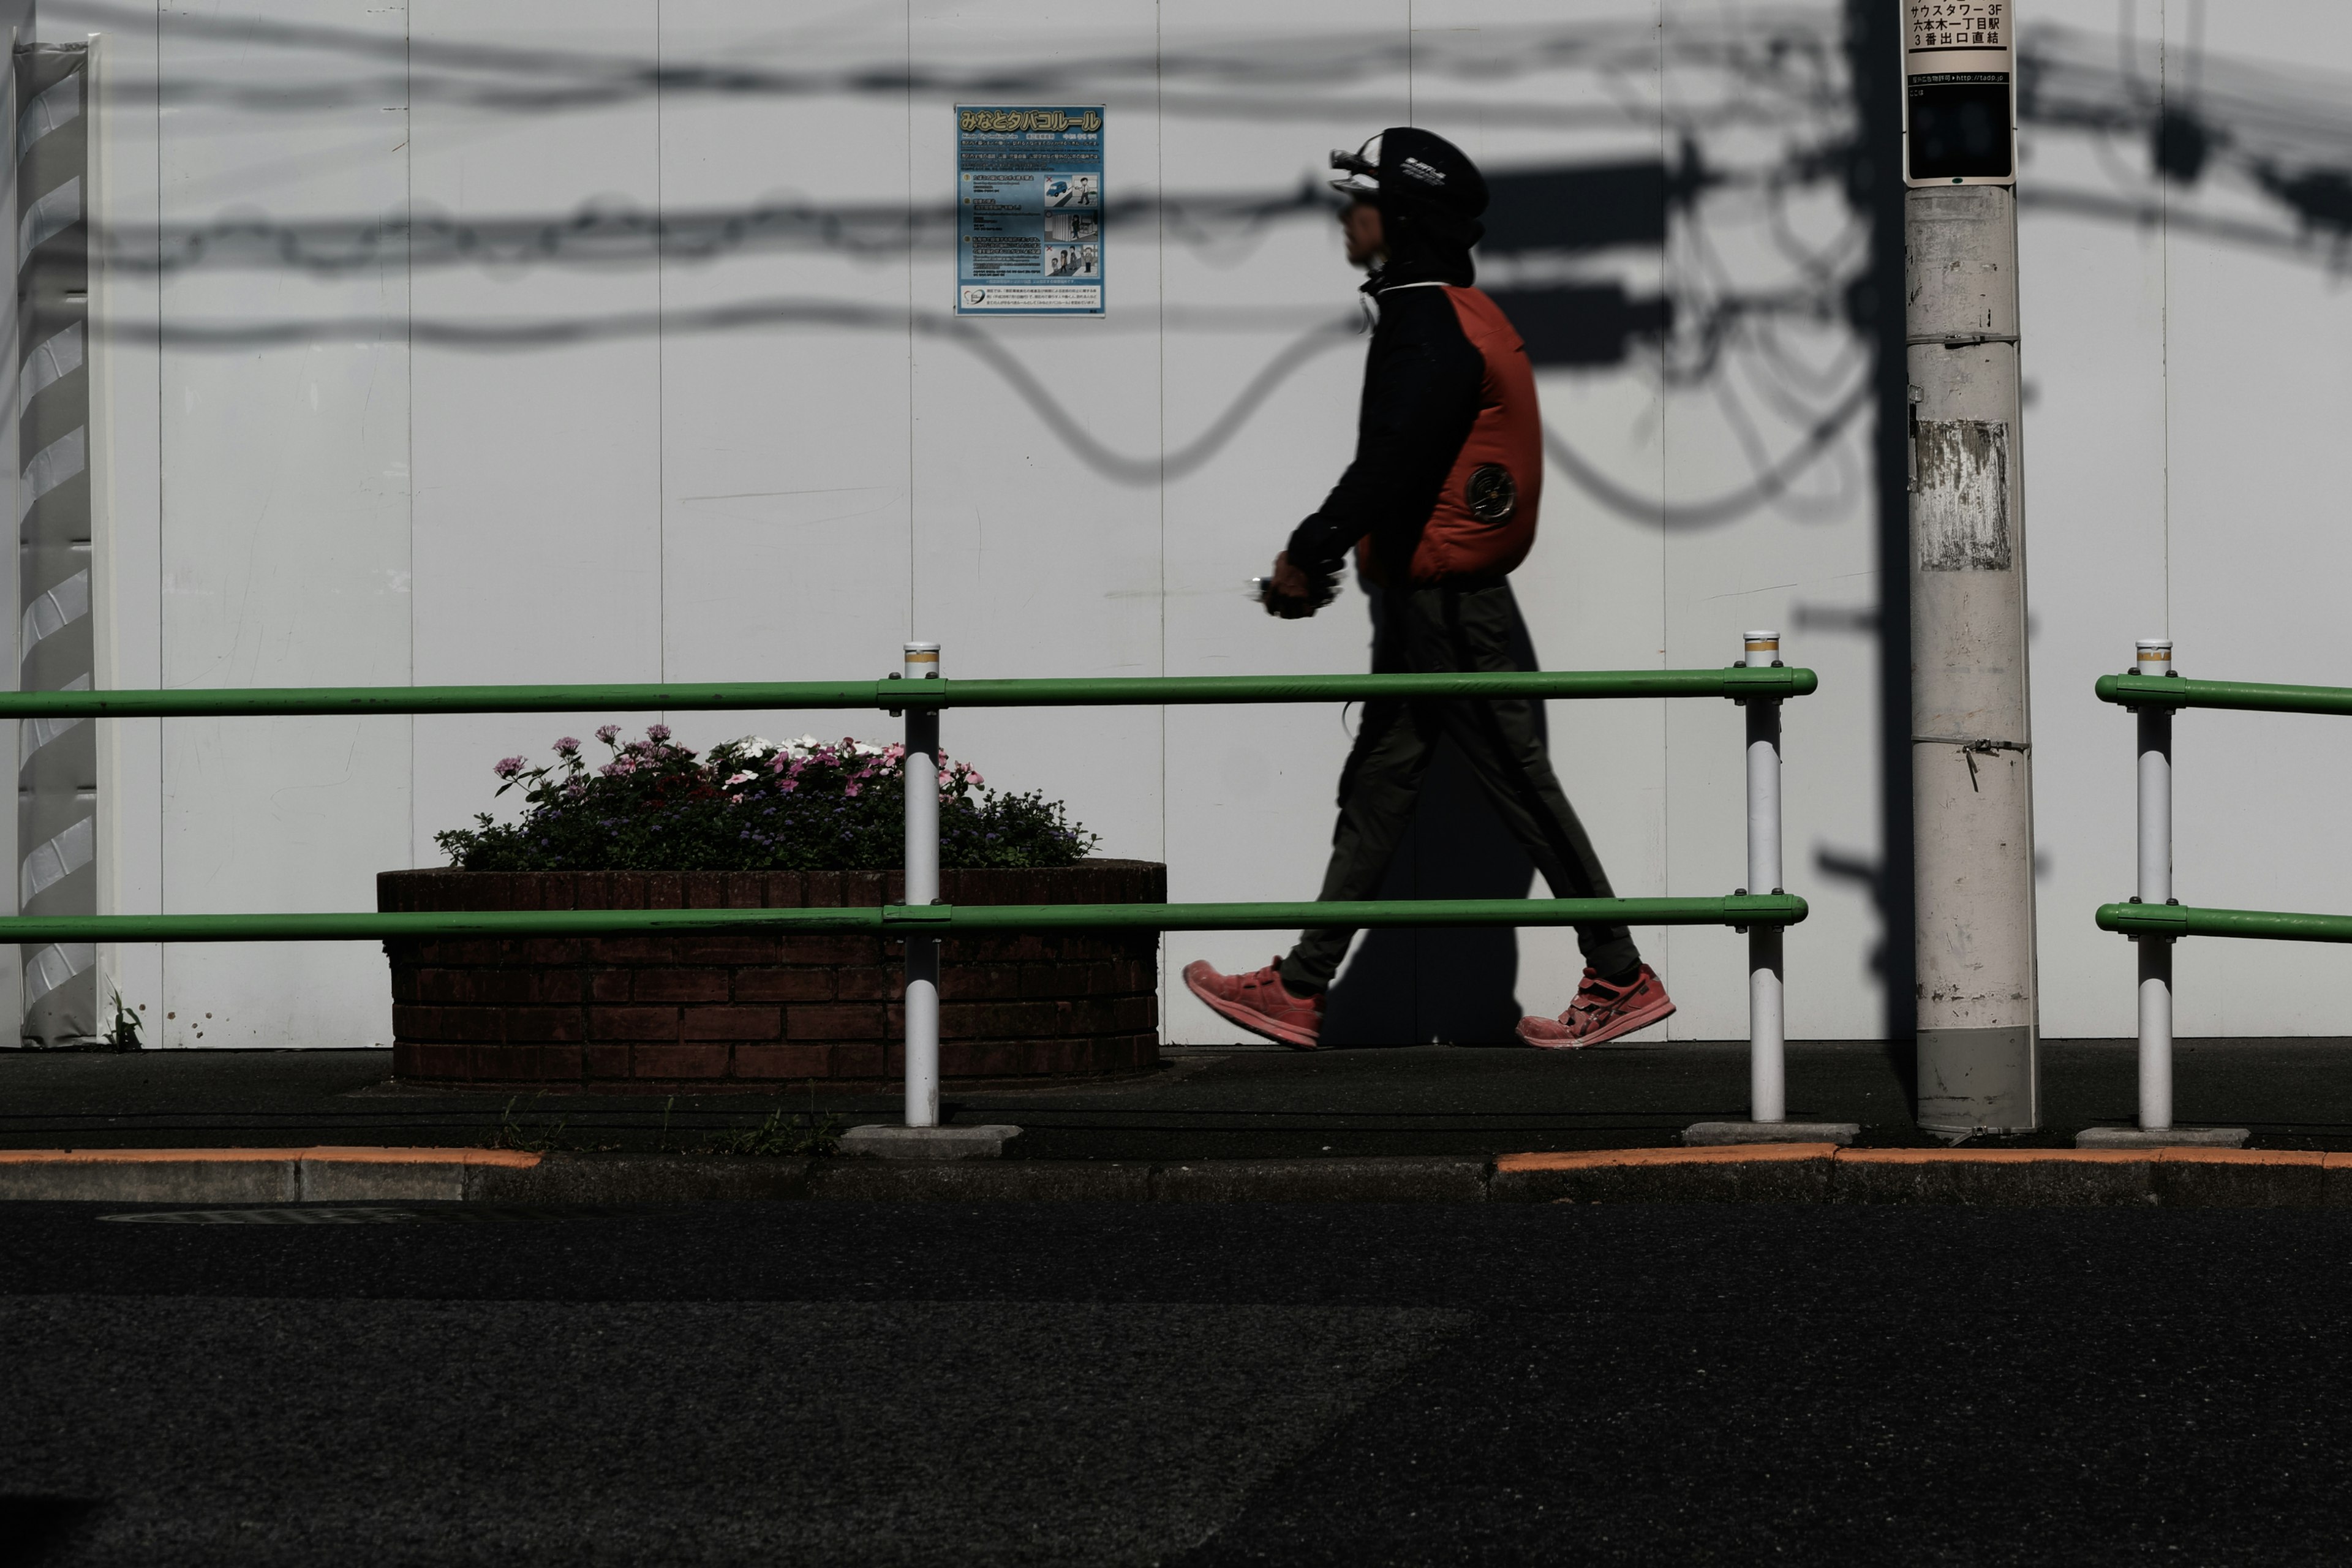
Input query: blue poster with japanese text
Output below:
<box><xmin>956</xmin><ymin>105</ymin><xmax>1104</xmax><ymax>315</ymax></box>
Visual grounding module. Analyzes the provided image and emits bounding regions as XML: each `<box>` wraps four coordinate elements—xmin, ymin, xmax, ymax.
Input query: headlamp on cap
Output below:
<box><xmin>1329</xmin><ymin>134</ymin><xmax>1381</xmax><ymax>200</ymax></box>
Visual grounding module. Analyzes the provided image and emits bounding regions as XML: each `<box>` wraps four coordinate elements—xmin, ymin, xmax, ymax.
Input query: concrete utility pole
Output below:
<box><xmin>1901</xmin><ymin>1</ymin><xmax>2039</xmax><ymax>1134</ymax></box>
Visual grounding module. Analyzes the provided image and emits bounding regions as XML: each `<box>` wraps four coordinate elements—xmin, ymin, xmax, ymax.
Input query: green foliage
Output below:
<box><xmin>435</xmin><ymin>728</ymin><xmax>1098</xmax><ymax>873</ymax></box>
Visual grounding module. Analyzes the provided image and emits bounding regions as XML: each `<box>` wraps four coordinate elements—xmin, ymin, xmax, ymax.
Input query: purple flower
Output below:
<box><xmin>646</xmin><ymin>723</ymin><xmax>673</xmax><ymax>742</ymax></box>
<box><xmin>493</xmin><ymin>756</ymin><xmax>526</xmax><ymax>778</ymax></box>
<box><xmin>554</xmin><ymin>736</ymin><xmax>581</xmax><ymax>754</ymax></box>
<box><xmin>595</xmin><ymin>724</ymin><xmax>621</xmax><ymax>744</ymax></box>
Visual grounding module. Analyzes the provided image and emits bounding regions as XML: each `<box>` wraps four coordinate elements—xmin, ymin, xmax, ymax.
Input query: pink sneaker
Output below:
<box><xmin>1517</xmin><ymin>965</ymin><xmax>1675</xmax><ymax>1049</ymax></box>
<box><xmin>1183</xmin><ymin>957</ymin><xmax>1325</xmax><ymax>1049</ymax></box>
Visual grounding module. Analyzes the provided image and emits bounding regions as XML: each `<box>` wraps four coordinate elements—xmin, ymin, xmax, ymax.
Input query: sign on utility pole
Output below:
<box><xmin>1901</xmin><ymin>1</ymin><xmax>2040</xmax><ymax>1134</ymax></box>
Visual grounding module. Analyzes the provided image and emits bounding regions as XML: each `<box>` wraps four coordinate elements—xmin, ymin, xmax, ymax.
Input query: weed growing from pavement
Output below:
<box><xmin>706</xmin><ymin>1109</ymin><xmax>843</xmax><ymax>1158</ymax></box>
<box><xmin>490</xmin><ymin>1095</ymin><xmax>575</xmax><ymax>1153</ymax></box>
<box><xmin>104</xmin><ymin>990</ymin><xmax>144</xmax><ymax>1052</ymax></box>
<box><xmin>487</xmin><ymin>1091</ymin><xmax>840</xmax><ymax>1156</ymax></box>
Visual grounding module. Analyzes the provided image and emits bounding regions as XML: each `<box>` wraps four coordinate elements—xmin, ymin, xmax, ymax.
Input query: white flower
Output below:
<box><xmin>726</xmin><ymin>770</ymin><xmax>756</xmax><ymax>786</ymax></box>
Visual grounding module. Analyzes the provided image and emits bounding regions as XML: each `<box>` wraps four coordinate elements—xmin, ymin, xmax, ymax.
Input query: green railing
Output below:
<box><xmin>0</xmin><ymin>665</ymin><xmax>1815</xmax><ymax>721</ymax></box>
<box><xmin>0</xmin><ymin>665</ymin><xmax>1817</xmax><ymax>948</ymax></box>
<box><xmin>2095</xmin><ymin>646</ymin><xmax>2352</xmax><ymax>1136</ymax></box>
<box><xmin>7</xmin><ymin>647</ymin><xmax>1819</xmax><ymax>1129</ymax></box>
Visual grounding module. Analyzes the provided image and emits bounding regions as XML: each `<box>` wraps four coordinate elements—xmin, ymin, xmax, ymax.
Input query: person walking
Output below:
<box><xmin>1182</xmin><ymin>127</ymin><xmax>1675</xmax><ymax>1052</ymax></box>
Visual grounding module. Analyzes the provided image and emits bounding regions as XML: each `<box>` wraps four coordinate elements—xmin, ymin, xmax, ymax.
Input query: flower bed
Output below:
<box><xmin>391</xmin><ymin>731</ymin><xmax>1158</xmax><ymax>1089</ymax></box>
<box><xmin>438</xmin><ymin>728</ymin><xmax>1096</xmax><ymax>873</ymax></box>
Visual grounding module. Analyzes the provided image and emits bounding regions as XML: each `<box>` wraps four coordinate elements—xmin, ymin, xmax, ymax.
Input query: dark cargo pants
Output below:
<box><xmin>1276</xmin><ymin>579</ymin><xmax>1640</xmax><ymax>995</ymax></box>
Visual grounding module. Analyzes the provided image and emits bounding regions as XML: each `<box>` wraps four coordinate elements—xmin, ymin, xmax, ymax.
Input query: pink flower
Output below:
<box><xmin>845</xmin><ymin>781</ymin><xmax>862</xmax><ymax>797</ymax></box>
<box><xmin>595</xmin><ymin>724</ymin><xmax>620</xmax><ymax>744</ymax></box>
<box><xmin>726</xmin><ymin>771</ymin><xmax>755</xmax><ymax>786</ymax></box>
<box><xmin>598</xmin><ymin>763</ymin><xmax>621</xmax><ymax>778</ymax></box>
<box><xmin>646</xmin><ymin>723</ymin><xmax>672</xmax><ymax>742</ymax></box>
<box><xmin>493</xmin><ymin>756</ymin><xmax>526</xmax><ymax>778</ymax></box>
<box><xmin>961</xmin><ymin>767</ymin><xmax>984</xmax><ymax>786</ymax></box>
<box><xmin>554</xmin><ymin>736</ymin><xmax>581</xmax><ymax>754</ymax></box>
<box><xmin>779</xmin><ymin>778</ymin><xmax>797</xmax><ymax>794</ymax></box>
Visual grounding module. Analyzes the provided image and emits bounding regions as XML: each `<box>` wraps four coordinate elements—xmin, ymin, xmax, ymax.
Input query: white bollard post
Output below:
<box><xmin>1743</xmin><ymin>631</ymin><xmax>1787</xmax><ymax>1125</ymax></box>
<box><xmin>903</xmin><ymin>641</ymin><xmax>942</xmax><ymax>1128</ymax></box>
<box><xmin>2135</xmin><ymin>636</ymin><xmax>2174</xmax><ymax>1132</ymax></box>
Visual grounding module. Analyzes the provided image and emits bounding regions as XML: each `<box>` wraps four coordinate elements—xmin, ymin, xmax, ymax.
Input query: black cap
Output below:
<box><xmin>1329</xmin><ymin>127</ymin><xmax>1488</xmax><ymax>224</ymax></box>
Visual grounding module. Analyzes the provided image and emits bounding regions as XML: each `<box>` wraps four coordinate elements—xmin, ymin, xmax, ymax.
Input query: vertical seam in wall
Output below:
<box><xmin>656</xmin><ymin>1</ymin><xmax>668</xmax><ymax>693</ymax></box>
<box><xmin>2159</xmin><ymin>0</ymin><xmax>2171</xmax><ymax>636</ymax></box>
<box><xmin>154</xmin><ymin>1</ymin><xmax>167</xmax><ymax>1006</ymax></box>
<box><xmin>906</xmin><ymin>0</ymin><xmax>915</xmax><ymax>641</ymax></box>
<box><xmin>1655</xmin><ymin>0</ymin><xmax>1671</xmax><ymax>1016</ymax></box>
<box><xmin>1155</xmin><ymin>0</ymin><xmax>1166</xmax><ymax>883</ymax></box>
<box><xmin>405</xmin><ymin>1</ymin><xmax>415</xmax><ymax>878</ymax></box>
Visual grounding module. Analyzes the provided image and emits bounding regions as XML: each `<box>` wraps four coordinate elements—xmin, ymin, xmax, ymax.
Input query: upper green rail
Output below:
<box><xmin>2097</xmin><ymin>902</ymin><xmax>2352</xmax><ymax>944</ymax></box>
<box><xmin>0</xmin><ymin>666</ymin><xmax>1817</xmax><ymax>720</ymax></box>
<box><xmin>2094</xmin><ymin>673</ymin><xmax>2352</xmax><ymax>717</ymax></box>
<box><xmin>0</xmin><ymin>894</ymin><xmax>1806</xmax><ymax>944</ymax></box>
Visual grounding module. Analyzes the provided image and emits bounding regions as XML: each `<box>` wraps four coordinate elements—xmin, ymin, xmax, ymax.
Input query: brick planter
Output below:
<box><xmin>380</xmin><ymin>861</ymin><xmax>1163</xmax><ymax>1090</ymax></box>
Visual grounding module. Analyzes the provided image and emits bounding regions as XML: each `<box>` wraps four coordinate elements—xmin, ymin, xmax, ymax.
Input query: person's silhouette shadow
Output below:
<box><xmin>1321</xmin><ymin>593</ymin><xmax>1547</xmax><ymax>1047</ymax></box>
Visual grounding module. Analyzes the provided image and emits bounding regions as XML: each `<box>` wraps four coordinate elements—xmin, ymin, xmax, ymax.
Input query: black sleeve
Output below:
<box><xmin>1284</xmin><ymin>292</ymin><xmax>1483</xmax><ymax>578</ymax></box>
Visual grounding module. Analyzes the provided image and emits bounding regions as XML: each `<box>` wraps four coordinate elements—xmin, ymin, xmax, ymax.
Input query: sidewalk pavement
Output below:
<box><xmin>7</xmin><ymin>1038</ymin><xmax>2351</xmax><ymax>1158</ymax></box>
<box><xmin>5</xmin><ymin>1038</ymin><xmax>2350</xmax><ymax>1206</ymax></box>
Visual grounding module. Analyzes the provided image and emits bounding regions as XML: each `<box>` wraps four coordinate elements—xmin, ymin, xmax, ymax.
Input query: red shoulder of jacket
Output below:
<box><xmin>1440</xmin><ymin>286</ymin><xmax>1527</xmax><ymax>355</ymax></box>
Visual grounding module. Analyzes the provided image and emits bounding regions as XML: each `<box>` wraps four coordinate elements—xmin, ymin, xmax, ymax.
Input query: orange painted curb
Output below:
<box><xmin>301</xmin><ymin>1147</ymin><xmax>542</xmax><ymax>1168</ymax></box>
<box><xmin>0</xmin><ymin>1146</ymin><xmax>541</xmax><ymax>1168</ymax></box>
<box><xmin>1836</xmin><ymin>1148</ymin><xmax>2151</xmax><ymax>1166</ymax></box>
<box><xmin>1496</xmin><ymin>1145</ymin><xmax>2348</xmax><ymax>1171</ymax></box>
<box><xmin>2157</xmin><ymin>1148</ymin><xmax>2321</xmax><ymax>1167</ymax></box>
<box><xmin>1498</xmin><ymin>1144</ymin><xmax>1837</xmax><ymax>1172</ymax></box>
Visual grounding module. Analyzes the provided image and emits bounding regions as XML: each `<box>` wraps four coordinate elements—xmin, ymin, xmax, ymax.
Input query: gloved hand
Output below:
<box><xmin>1259</xmin><ymin>551</ymin><xmax>1338</xmax><ymax>619</ymax></box>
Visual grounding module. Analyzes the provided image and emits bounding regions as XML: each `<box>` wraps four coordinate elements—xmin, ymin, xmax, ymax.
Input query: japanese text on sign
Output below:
<box><xmin>1908</xmin><ymin>1</ymin><xmax>2007</xmax><ymax>52</ymax></box>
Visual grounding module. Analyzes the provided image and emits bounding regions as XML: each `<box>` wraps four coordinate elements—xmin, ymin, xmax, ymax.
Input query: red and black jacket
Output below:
<box><xmin>1286</xmin><ymin>281</ymin><xmax>1542</xmax><ymax>589</ymax></box>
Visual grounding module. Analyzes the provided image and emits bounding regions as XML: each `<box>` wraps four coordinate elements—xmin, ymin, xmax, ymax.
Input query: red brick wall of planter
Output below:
<box><xmin>379</xmin><ymin>860</ymin><xmax>1164</xmax><ymax>1089</ymax></box>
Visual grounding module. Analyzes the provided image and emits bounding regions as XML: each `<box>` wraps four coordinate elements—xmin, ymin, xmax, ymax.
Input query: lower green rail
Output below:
<box><xmin>0</xmin><ymin>894</ymin><xmax>1806</xmax><ymax>944</ymax></box>
<box><xmin>2097</xmin><ymin>902</ymin><xmax>2352</xmax><ymax>944</ymax></box>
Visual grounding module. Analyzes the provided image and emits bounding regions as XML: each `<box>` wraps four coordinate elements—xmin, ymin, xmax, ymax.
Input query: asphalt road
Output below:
<box><xmin>4</xmin><ymin>1199</ymin><xmax>2351</xmax><ymax>1566</ymax></box>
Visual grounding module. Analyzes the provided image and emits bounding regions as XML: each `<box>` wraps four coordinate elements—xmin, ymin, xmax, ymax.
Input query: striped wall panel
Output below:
<box><xmin>15</xmin><ymin>44</ymin><xmax>90</xmax><ymax>1046</ymax></box>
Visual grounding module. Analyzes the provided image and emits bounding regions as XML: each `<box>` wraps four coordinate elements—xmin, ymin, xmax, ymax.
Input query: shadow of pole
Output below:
<box><xmin>1845</xmin><ymin>0</ymin><xmax>1918</xmax><ymax>1084</ymax></box>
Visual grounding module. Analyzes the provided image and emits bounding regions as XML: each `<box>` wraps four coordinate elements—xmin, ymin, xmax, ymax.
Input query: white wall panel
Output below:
<box><xmin>89</xmin><ymin>18</ymin><xmax>167</xmax><ymax>1037</ymax></box>
<box><xmin>406</xmin><ymin>0</ymin><xmax>663</xmax><ymax>885</ymax></box>
<box><xmin>153</xmin><ymin>1</ymin><xmax>412</xmax><ymax>1048</ymax></box>
<box><xmin>655</xmin><ymin>0</ymin><xmax>911</xmax><ymax>760</ymax></box>
<box><xmin>906</xmin><ymin>1</ymin><xmax>1165</xmax><ymax>883</ymax></box>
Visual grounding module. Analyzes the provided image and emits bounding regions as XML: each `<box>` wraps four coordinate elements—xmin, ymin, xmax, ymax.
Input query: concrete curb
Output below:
<box><xmin>6</xmin><ymin>1144</ymin><xmax>2352</xmax><ymax>1207</ymax></box>
<box><xmin>0</xmin><ymin>1147</ymin><xmax>542</xmax><ymax>1204</ymax></box>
